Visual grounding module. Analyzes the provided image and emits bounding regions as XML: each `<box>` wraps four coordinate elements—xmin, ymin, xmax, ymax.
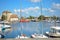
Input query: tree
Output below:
<box><xmin>52</xmin><ymin>16</ymin><xmax>57</xmax><ymax>20</ymax></box>
<box><xmin>27</xmin><ymin>16</ymin><xmax>34</xmax><ymax>19</ymax></box>
<box><xmin>1</xmin><ymin>15</ymin><xmax>7</xmax><ymax>21</ymax></box>
<box><xmin>38</xmin><ymin>15</ymin><xmax>45</xmax><ymax>20</ymax></box>
<box><xmin>21</xmin><ymin>17</ymin><xmax>25</xmax><ymax>19</ymax></box>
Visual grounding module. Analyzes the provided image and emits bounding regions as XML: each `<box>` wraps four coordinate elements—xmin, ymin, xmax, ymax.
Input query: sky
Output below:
<box><xmin>0</xmin><ymin>0</ymin><xmax>60</xmax><ymax>17</ymax></box>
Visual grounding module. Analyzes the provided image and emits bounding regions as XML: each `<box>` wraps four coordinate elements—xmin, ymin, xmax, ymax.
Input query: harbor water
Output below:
<box><xmin>4</xmin><ymin>21</ymin><xmax>60</xmax><ymax>38</ymax></box>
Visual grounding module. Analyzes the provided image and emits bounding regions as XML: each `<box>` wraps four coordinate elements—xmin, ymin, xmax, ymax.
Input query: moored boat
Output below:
<box><xmin>0</xmin><ymin>21</ymin><xmax>10</xmax><ymax>24</ymax></box>
<box><xmin>45</xmin><ymin>26</ymin><xmax>60</xmax><ymax>38</ymax></box>
<box><xmin>16</xmin><ymin>34</ymin><xmax>29</xmax><ymax>39</ymax></box>
<box><xmin>0</xmin><ymin>21</ymin><xmax>12</xmax><ymax>32</ymax></box>
<box><xmin>56</xmin><ymin>20</ymin><xmax>60</xmax><ymax>23</ymax></box>
<box><xmin>31</xmin><ymin>33</ymin><xmax>48</xmax><ymax>38</ymax></box>
<box><xmin>0</xmin><ymin>33</ymin><xmax>5</xmax><ymax>38</ymax></box>
<box><xmin>2</xmin><ymin>24</ymin><xmax>12</xmax><ymax>32</ymax></box>
<box><xmin>20</xmin><ymin>19</ymin><xmax>29</xmax><ymax>22</ymax></box>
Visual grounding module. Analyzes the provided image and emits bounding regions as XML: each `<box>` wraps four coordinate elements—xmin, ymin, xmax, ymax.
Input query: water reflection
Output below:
<box><xmin>4</xmin><ymin>21</ymin><xmax>60</xmax><ymax>38</ymax></box>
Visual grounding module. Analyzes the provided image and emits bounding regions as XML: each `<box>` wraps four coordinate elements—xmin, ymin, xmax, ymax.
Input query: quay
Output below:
<box><xmin>0</xmin><ymin>38</ymin><xmax>60</xmax><ymax>40</ymax></box>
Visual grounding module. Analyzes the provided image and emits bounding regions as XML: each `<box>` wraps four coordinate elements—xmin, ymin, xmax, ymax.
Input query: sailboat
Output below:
<box><xmin>15</xmin><ymin>10</ymin><xmax>29</xmax><ymax>38</ymax></box>
<box><xmin>16</xmin><ymin>0</ymin><xmax>29</xmax><ymax>38</ymax></box>
<box><xmin>31</xmin><ymin>21</ymin><xmax>48</xmax><ymax>38</ymax></box>
<box><xmin>16</xmin><ymin>22</ymin><xmax>29</xmax><ymax>39</ymax></box>
<box><xmin>31</xmin><ymin>1</ymin><xmax>48</xmax><ymax>38</ymax></box>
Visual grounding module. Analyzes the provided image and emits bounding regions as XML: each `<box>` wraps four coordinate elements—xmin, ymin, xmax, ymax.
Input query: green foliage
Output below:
<box><xmin>1</xmin><ymin>15</ymin><xmax>7</xmax><ymax>21</ymax></box>
<box><xmin>27</xmin><ymin>16</ymin><xmax>34</xmax><ymax>19</ymax></box>
<box><xmin>52</xmin><ymin>16</ymin><xmax>57</xmax><ymax>20</ymax></box>
<box><xmin>21</xmin><ymin>17</ymin><xmax>25</xmax><ymax>19</ymax></box>
<box><xmin>57</xmin><ymin>17</ymin><xmax>60</xmax><ymax>20</ymax></box>
<box><xmin>38</xmin><ymin>15</ymin><xmax>45</xmax><ymax>20</ymax></box>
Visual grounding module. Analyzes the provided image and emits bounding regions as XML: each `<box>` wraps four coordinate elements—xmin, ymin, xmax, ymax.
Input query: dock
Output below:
<box><xmin>0</xmin><ymin>38</ymin><xmax>60</xmax><ymax>40</ymax></box>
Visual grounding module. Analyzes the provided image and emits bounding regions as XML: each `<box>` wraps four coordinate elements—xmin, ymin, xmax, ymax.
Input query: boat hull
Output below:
<box><xmin>45</xmin><ymin>32</ymin><xmax>60</xmax><ymax>38</ymax></box>
<box><xmin>31</xmin><ymin>34</ymin><xmax>48</xmax><ymax>38</ymax></box>
<box><xmin>20</xmin><ymin>20</ymin><xmax>29</xmax><ymax>22</ymax></box>
<box><xmin>0</xmin><ymin>34</ymin><xmax>5</xmax><ymax>38</ymax></box>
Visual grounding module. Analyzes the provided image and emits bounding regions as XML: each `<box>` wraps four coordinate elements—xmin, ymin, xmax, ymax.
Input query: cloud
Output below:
<box><xmin>14</xmin><ymin>7</ymin><xmax>55</xmax><ymax>16</ymax></box>
<box><xmin>30</xmin><ymin>0</ymin><xmax>41</xmax><ymax>3</ymax></box>
<box><xmin>27</xmin><ymin>7</ymin><xmax>40</xmax><ymax>12</ymax></box>
<box><xmin>53</xmin><ymin>3</ymin><xmax>60</xmax><ymax>9</ymax></box>
<box><xmin>14</xmin><ymin>7</ymin><xmax>40</xmax><ymax>14</ymax></box>
<box><xmin>42</xmin><ymin>8</ymin><xmax>54</xmax><ymax>13</ymax></box>
<box><xmin>14</xmin><ymin>9</ymin><xmax>17</xmax><ymax>12</ymax></box>
<box><xmin>34</xmin><ymin>7</ymin><xmax>40</xmax><ymax>10</ymax></box>
<box><xmin>22</xmin><ymin>7</ymin><xmax>40</xmax><ymax>14</ymax></box>
<box><xmin>48</xmin><ymin>8</ymin><xmax>54</xmax><ymax>13</ymax></box>
<box><xmin>24</xmin><ymin>7</ymin><xmax>40</xmax><ymax>11</ymax></box>
<box><xmin>42</xmin><ymin>8</ymin><xmax>48</xmax><ymax>11</ymax></box>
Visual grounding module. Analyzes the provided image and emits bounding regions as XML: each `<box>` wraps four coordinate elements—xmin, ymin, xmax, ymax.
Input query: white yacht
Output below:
<box><xmin>31</xmin><ymin>33</ymin><xmax>48</xmax><ymax>38</ymax></box>
<box><xmin>0</xmin><ymin>21</ymin><xmax>10</xmax><ymax>24</ymax></box>
<box><xmin>46</xmin><ymin>26</ymin><xmax>60</xmax><ymax>38</ymax></box>
<box><xmin>0</xmin><ymin>21</ymin><xmax>12</xmax><ymax>38</ymax></box>
<box><xmin>2</xmin><ymin>24</ymin><xmax>12</xmax><ymax>32</ymax></box>
<box><xmin>0</xmin><ymin>21</ymin><xmax>11</xmax><ymax>32</ymax></box>
<box><xmin>56</xmin><ymin>20</ymin><xmax>60</xmax><ymax>23</ymax></box>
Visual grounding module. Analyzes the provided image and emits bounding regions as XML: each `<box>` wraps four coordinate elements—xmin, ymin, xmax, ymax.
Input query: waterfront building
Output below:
<box><xmin>9</xmin><ymin>14</ymin><xmax>18</xmax><ymax>22</ymax></box>
<box><xmin>2</xmin><ymin>11</ymin><xmax>12</xmax><ymax>21</ymax></box>
<box><xmin>0</xmin><ymin>16</ymin><xmax>1</xmax><ymax>21</ymax></box>
<box><xmin>2</xmin><ymin>11</ymin><xmax>18</xmax><ymax>22</ymax></box>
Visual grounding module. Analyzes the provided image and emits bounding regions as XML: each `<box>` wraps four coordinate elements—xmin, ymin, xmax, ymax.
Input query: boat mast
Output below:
<box><xmin>40</xmin><ymin>1</ymin><xmax>43</xmax><ymax>37</ymax></box>
<box><xmin>20</xmin><ymin>0</ymin><xmax>23</xmax><ymax>35</ymax></box>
